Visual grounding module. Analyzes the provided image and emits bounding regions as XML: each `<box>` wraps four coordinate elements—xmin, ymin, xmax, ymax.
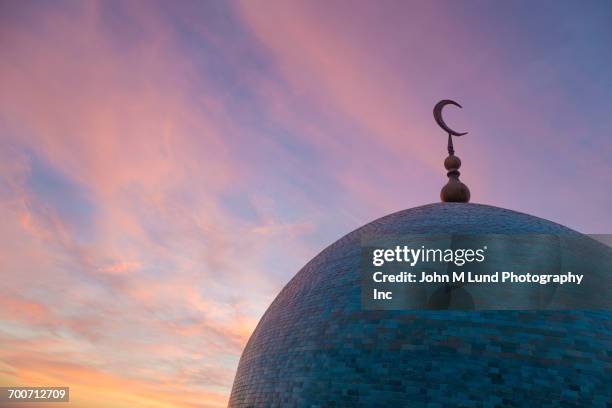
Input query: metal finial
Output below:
<box><xmin>434</xmin><ymin>100</ymin><xmax>468</xmax><ymax>137</ymax></box>
<box><xmin>433</xmin><ymin>99</ymin><xmax>470</xmax><ymax>203</ymax></box>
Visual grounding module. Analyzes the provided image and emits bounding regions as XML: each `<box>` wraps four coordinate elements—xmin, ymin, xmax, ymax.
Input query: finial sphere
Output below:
<box><xmin>444</xmin><ymin>155</ymin><xmax>461</xmax><ymax>171</ymax></box>
<box><xmin>440</xmin><ymin>153</ymin><xmax>470</xmax><ymax>203</ymax></box>
<box><xmin>441</xmin><ymin>178</ymin><xmax>471</xmax><ymax>203</ymax></box>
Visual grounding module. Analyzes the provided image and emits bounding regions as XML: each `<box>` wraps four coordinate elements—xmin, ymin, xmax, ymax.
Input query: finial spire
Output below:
<box><xmin>433</xmin><ymin>100</ymin><xmax>470</xmax><ymax>203</ymax></box>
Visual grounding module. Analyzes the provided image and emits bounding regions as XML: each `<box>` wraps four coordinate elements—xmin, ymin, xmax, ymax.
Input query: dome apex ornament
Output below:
<box><xmin>434</xmin><ymin>99</ymin><xmax>471</xmax><ymax>203</ymax></box>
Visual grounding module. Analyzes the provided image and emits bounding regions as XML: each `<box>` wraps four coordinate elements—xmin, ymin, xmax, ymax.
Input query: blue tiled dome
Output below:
<box><xmin>229</xmin><ymin>203</ymin><xmax>611</xmax><ymax>407</ymax></box>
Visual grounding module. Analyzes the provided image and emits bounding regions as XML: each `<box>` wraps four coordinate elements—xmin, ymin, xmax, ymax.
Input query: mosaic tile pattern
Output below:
<box><xmin>229</xmin><ymin>203</ymin><xmax>611</xmax><ymax>407</ymax></box>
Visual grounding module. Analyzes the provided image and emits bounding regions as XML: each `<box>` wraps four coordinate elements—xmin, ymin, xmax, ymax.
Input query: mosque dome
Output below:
<box><xmin>229</xmin><ymin>203</ymin><xmax>611</xmax><ymax>407</ymax></box>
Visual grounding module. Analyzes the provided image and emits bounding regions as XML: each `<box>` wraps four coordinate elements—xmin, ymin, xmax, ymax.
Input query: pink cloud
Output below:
<box><xmin>1</xmin><ymin>1</ymin><xmax>609</xmax><ymax>407</ymax></box>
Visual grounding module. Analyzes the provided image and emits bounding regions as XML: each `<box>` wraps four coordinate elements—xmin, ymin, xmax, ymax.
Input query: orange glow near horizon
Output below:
<box><xmin>1</xmin><ymin>1</ymin><xmax>611</xmax><ymax>407</ymax></box>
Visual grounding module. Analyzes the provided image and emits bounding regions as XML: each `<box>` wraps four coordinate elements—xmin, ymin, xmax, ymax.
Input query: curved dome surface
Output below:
<box><xmin>229</xmin><ymin>203</ymin><xmax>611</xmax><ymax>407</ymax></box>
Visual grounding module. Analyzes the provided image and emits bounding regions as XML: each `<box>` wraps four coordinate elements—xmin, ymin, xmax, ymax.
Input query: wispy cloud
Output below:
<box><xmin>0</xmin><ymin>1</ymin><xmax>610</xmax><ymax>406</ymax></box>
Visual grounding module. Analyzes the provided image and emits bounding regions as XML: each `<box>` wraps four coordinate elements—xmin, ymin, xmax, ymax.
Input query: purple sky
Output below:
<box><xmin>1</xmin><ymin>1</ymin><xmax>611</xmax><ymax>406</ymax></box>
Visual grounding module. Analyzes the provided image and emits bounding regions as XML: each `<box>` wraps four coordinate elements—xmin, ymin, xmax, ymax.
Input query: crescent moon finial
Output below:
<box><xmin>434</xmin><ymin>99</ymin><xmax>471</xmax><ymax>203</ymax></box>
<box><xmin>433</xmin><ymin>99</ymin><xmax>468</xmax><ymax>137</ymax></box>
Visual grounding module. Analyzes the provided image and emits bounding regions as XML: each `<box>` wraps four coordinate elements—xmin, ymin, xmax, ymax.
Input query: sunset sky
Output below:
<box><xmin>1</xmin><ymin>1</ymin><xmax>611</xmax><ymax>407</ymax></box>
